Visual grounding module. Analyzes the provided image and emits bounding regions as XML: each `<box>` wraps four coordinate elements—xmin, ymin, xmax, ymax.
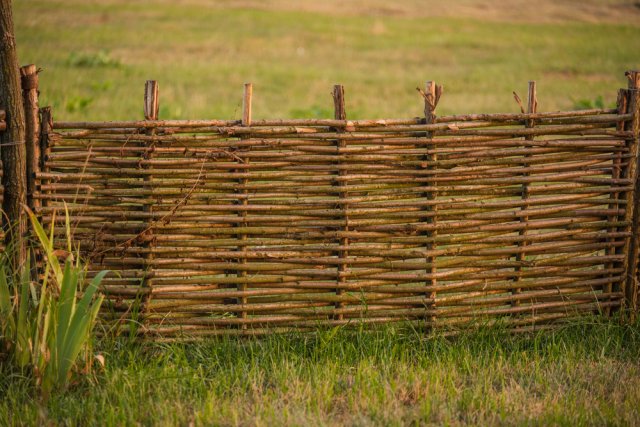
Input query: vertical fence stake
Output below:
<box><xmin>332</xmin><ymin>84</ymin><xmax>348</xmax><ymax>321</ymax></box>
<box><xmin>236</xmin><ymin>83</ymin><xmax>252</xmax><ymax>329</ymax></box>
<box><xmin>622</xmin><ymin>71</ymin><xmax>640</xmax><ymax>318</ymax></box>
<box><xmin>608</xmin><ymin>89</ymin><xmax>628</xmax><ymax>316</ymax></box>
<box><xmin>422</xmin><ymin>81</ymin><xmax>441</xmax><ymax>331</ymax></box>
<box><xmin>242</xmin><ymin>82</ymin><xmax>252</xmax><ymax>126</ymax></box>
<box><xmin>20</xmin><ymin>64</ymin><xmax>39</xmax><ymax>213</ymax></box>
<box><xmin>20</xmin><ymin>64</ymin><xmax>40</xmax><ymax>280</ymax></box>
<box><xmin>37</xmin><ymin>106</ymin><xmax>51</xmax><ymax>284</ymax></box>
<box><xmin>512</xmin><ymin>81</ymin><xmax>536</xmax><ymax>309</ymax></box>
<box><xmin>144</xmin><ymin>80</ymin><xmax>159</xmax><ymax>120</ymax></box>
<box><xmin>141</xmin><ymin>80</ymin><xmax>158</xmax><ymax>322</ymax></box>
<box><xmin>38</xmin><ymin>107</ymin><xmax>51</xmax><ymax>210</ymax></box>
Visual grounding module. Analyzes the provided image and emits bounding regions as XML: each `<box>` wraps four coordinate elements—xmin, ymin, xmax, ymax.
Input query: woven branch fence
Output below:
<box><xmin>8</xmin><ymin>71</ymin><xmax>640</xmax><ymax>339</ymax></box>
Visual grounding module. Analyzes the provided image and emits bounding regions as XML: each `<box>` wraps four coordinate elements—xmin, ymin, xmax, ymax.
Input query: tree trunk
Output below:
<box><xmin>0</xmin><ymin>0</ymin><xmax>27</xmax><ymax>268</ymax></box>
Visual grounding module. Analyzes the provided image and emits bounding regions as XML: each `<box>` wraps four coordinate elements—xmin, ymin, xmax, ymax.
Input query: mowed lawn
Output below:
<box><xmin>4</xmin><ymin>1</ymin><xmax>640</xmax><ymax>426</ymax></box>
<box><xmin>13</xmin><ymin>0</ymin><xmax>640</xmax><ymax>121</ymax></box>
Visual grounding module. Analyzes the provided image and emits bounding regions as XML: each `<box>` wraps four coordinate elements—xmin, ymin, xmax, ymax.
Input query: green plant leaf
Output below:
<box><xmin>16</xmin><ymin>267</ymin><xmax>32</xmax><ymax>368</ymax></box>
<box><xmin>5</xmin><ymin>208</ymin><xmax>108</xmax><ymax>394</ymax></box>
<box><xmin>0</xmin><ymin>265</ymin><xmax>11</xmax><ymax>316</ymax></box>
<box><xmin>26</xmin><ymin>208</ymin><xmax>63</xmax><ymax>284</ymax></box>
<box><xmin>55</xmin><ymin>268</ymin><xmax>107</xmax><ymax>387</ymax></box>
<box><xmin>0</xmin><ymin>265</ymin><xmax>16</xmax><ymax>336</ymax></box>
<box><xmin>55</xmin><ymin>261</ymin><xmax>78</xmax><ymax>372</ymax></box>
<box><xmin>79</xmin><ymin>271</ymin><xmax>108</xmax><ymax>311</ymax></box>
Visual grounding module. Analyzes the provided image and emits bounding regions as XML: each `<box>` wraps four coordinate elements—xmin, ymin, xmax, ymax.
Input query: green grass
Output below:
<box><xmin>13</xmin><ymin>1</ymin><xmax>640</xmax><ymax>121</ymax></box>
<box><xmin>1</xmin><ymin>319</ymin><xmax>640</xmax><ymax>426</ymax></box>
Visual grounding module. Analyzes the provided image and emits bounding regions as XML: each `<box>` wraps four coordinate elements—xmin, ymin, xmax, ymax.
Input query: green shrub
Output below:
<box><xmin>0</xmin><ymin>209</ymin><xmax>108</xmax><ymax>398</ymax></box>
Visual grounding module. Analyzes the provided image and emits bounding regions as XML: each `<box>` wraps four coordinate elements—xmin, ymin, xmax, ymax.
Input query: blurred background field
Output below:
<box><xmin>14</xmin><ymin>0</ymin><xmax>640</xmax><ymax>121</ymax></box>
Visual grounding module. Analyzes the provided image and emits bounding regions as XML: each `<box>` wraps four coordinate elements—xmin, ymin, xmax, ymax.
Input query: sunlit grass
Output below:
<box><xmin>1</xmin><ymin>319</ymin><xmax>639</xmax><ymax>425</ymax></box>
<box><xmin>13</xmin><ymin>1</ymin><xmax>640</xmax><ymax>121</ymax></box>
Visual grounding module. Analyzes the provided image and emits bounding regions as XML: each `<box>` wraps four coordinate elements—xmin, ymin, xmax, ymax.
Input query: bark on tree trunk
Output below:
<box><xmin>0</xmin><ymin>0</ymin><xmax>27</xmax><ymax>268</ymax></box>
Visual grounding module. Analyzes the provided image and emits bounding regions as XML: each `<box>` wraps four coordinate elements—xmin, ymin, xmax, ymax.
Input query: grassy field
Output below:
<box><xmin>4</xmin><ymin>1</ymin><xmax>640</xmax><ymax>426</ymax></box>
<box><xmin>13</xmin><ymin>0</ymin><xmax>640</xmax><ymax>121</ymax></box>
<box><xmin>2</xmin><ymin>319</ymin><xmax>640</xmax><ymax>426</ymax></box>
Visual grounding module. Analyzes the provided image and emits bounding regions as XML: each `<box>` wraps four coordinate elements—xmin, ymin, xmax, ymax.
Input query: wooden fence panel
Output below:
<box><xmin>25</xmin><ymin>77</ymin><xmax>638</xmax><ymax>339</ymax></box>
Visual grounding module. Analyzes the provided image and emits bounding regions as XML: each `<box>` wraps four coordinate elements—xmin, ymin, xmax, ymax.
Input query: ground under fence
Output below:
<box><xmin>6</xmin><ymin>71</ymin><xmax>640</xmax><ymax>338</ymax></box>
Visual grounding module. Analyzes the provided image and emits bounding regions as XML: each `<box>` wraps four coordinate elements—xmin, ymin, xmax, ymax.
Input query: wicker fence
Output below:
<box><xmin>12</xmin><ymin>72</ymin><xmax>640</xmax><ymax>338</ymax></box>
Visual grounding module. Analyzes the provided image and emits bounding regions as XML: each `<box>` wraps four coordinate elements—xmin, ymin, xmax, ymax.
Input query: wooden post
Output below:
<box><xmin>332</xmin><ymin>84</ymin><xmax>348</xmax><ymax>321</ymax></box>
<box><xmin>512</xmin><ymin>81</ymin><xmax>537</xmax><ymax>308</ymax></box>
<box><xmin>622</xmin><ymin>71</ymin><xmax>640</xmax><ymax>317</ymax></box>
<box><xmin>0</xmin><ymin>0</ymin><xmax>27</xmax><ymax>267</ymax></box>
<box><xmin>38</xmin><ymin>107</ymin><xmax>51</xmax><ymax>209</ymax></box>
<box><xmin>36</xmin><ymin>106</ymin><xmax>51</xmax><ymax>281</ymax></box>
<box><xmin>20</xmin><ymin>64</ymin><xmax>39</xmax><ymax>281</ymax></box>
<box><xmin>144</xmin><ymin>80</ymin><xmax>159</xmax><ymax>120</ymax></box>
<box><xmin>242</xmin><ymin>83</ymin><xmax>252</xmax><ymax>126</ymax></box>
<box><xmin>236</xmin><ymin>83</ymin><xmax>252</xmax><ymax>328</ymax></box>
<box><xmin>422</xmin><ymin>80</ymin><xmax>441</xmax><ymax>330</ymax></box>
<box><xmin>333</xmin><ymin>85</ymin><xmax>346</xmax><ymax>121</ymax></box>
<box><xmin>608</xmin><ymin>89</ymin><xmax>628</xmax><ymax>316</ymax></box>
<box><xmin>20</xmin><ymin>64</ymin><xmax>39</xmax><ymax>212</ymax></box>
<box><xmin>141</xmin><ymin>80</ymin><xmax>158</xmax><ymax>318</ymax></box>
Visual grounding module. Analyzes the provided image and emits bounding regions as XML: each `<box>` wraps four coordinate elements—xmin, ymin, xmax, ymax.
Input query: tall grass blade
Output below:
<box><xmin>57</xmin><ymin>271</ymin><xmax>108</xmax><ymax>386</ymax></box>
<box><xmin>55</xmin><ymin>262</ymin><xmax>77</xmax><ymax>371</ymax></box>
<box><xmin>26</xmin><ymin>208</ymin><xmax>63</xmax><ymax>284</ymax></box>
